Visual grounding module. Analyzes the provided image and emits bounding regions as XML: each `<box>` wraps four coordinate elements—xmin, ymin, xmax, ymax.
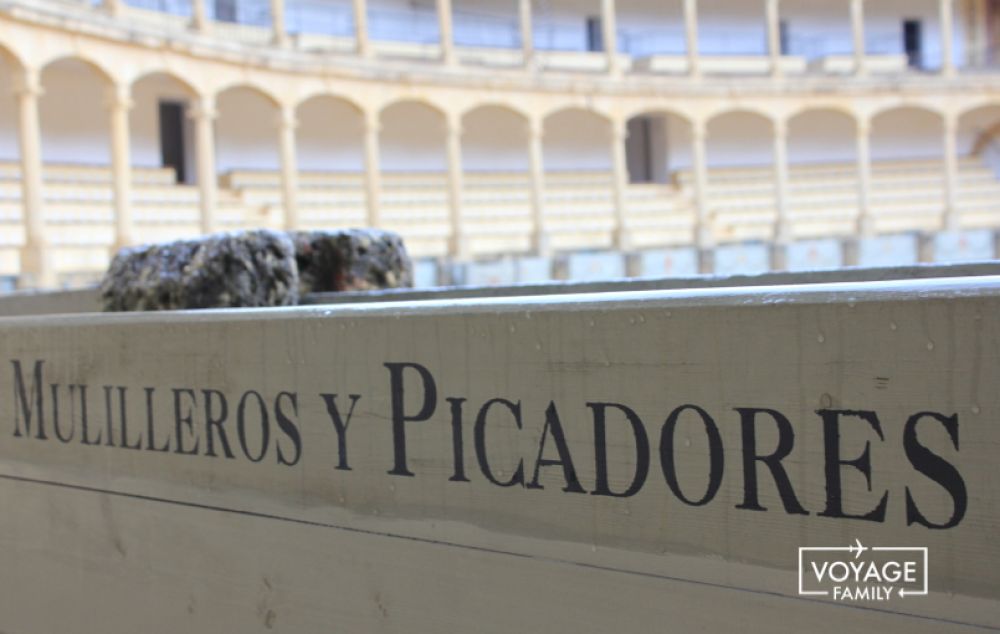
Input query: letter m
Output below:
<box><xmin>12</xmin><ymin>360</ymin><xmax>46</xmax><ymax>439</ymax></box>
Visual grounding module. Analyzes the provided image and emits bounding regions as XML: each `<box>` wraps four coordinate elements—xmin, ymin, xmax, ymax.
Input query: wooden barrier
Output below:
<box><xmin>0</xmin><ymin>274</ymin><xmax>997</xmax><ymax>631</ymax></box>
<box><xmin>4</xmin><ymin>261</ymin><xmax>1000</xmax><ymax>317</ymax></box>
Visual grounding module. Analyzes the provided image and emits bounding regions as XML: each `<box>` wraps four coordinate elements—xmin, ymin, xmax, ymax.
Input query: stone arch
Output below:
<box><xmin>542</xmin><ymin>107</ymin><xmax>612</xmax><ymax>172</ymax></box>
<box><xmin>705</xmin><ymin>109</ymin><xmax>775</xmax><ymax>168</ymax></box>
<box><xmin>215</xmin><ymin>84</ymin><xmax>282</xmax><ymax>175</ymax></box>
<box><xmin>39</xmin><ymin>57</ymin><xmax>114</xmax><ymax>165</ymax></box>
<box><xmin>379</xmin><ymin>100</ymin><xmax>447</xmax><ymax>172</ymax></box>
<box><xmin>787</xmin><ymin>108</ymin><xmax>858</xmax><ymax>166</ymax></box>
<box><xmin>295</xmin><ymin>94</ymin><xmax>365</xmax><ymax>173</ymax></box>
<box><xmin>462</xmin><ymin>104</ymin><xmax>530</xmax><ymax>172</ymax></box>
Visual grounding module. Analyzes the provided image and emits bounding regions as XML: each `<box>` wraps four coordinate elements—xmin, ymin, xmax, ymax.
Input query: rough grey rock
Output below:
<box><xmin>101</xmin><ymin>230</ymin><xmax>299</xmax><ymax>311</ymax></box>
<box><xmin>292</xmin><ymin>229</ymin><xmax>414</xmax><ymax>294</ymax></box>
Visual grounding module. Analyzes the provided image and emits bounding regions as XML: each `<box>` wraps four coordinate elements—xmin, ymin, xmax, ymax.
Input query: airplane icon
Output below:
<box><xmin>847</xmin><ymin>538</ymin><xmax>868</xmax><ymax>559</ymax></box>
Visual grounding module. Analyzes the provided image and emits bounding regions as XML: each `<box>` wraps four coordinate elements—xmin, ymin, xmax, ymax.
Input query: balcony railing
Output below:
<box><xmin>118</xmin><ymin>0</ymin><xmax>992</xmax><ymax>74</ymax></box>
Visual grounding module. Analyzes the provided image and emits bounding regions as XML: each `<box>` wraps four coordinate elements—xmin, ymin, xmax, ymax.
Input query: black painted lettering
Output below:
<box><xmin>527</xmin><ymin>402</ymin><xmax>585</xmax><ymax>493</ymax></box>
<box><xmin>274</xmin><ymin>391</ymin><xmax>302</xmax><ymax>466</ymax></box>
<box><xmin>384</xmin><ymin>362</ymin><xmax>437</xmax><ymax>477</ymax></box>
<box><xmin>734</xmin><ymin>407</ymin><xmax>808</xmax><ymax>515</ymax></box>
<box><xmin>904</xmin><ymin>412</ymin><xmax>967</xmax><ymax>529</ymax></box>
<box><xmin>202</xmin><ymin>389</ymin><xmax>234</xmax><ymax>459</ymax></box>
<box><xmin>144</xmin><ymin>387</ymin><xmax>169</xmax><ymax>452</ymax></box>
<box><xmin>817</xmin><ymin>409</ymin><xmax>888</xmax><ymax>522</ymax></box>
<box><xmin>660</xmin><ymin>404</ymin><xmax>724</xmax><ymax>506</ymax></box>
<box><xmin>320</xmin><ymin>393</ymin><xmax>361</xmax><ymax>471</ymax></box>
<box><xmin>115</xmin><ymin>386</ymin><xmax>140</xmax><ymax>450</ymax></box>
<box><xmin>589</xmin><ymin>402</ymin><xmax>649</xmax><ymax>498</ymax></box>
<box><xmin>474</xmin><ymin>398</ymin><xmax>524</xmax><ymax>487</ymax></box>
<box><xmin>447</xmin><ymin>397</ymin><xmax>470</xmax><ymax>482</ymax></box>
<box><xmin>237</xmin><ymin>390</ymin><xmax>270</xmax><ymax>463</ymax></box>
<box><xmin>51</xmin><ymin>383</ymin><xmax>73</xmax><ymax>443</ymax></box>
<box><xmin>79</xmin><ymin>384</ymin><xmax>101</xmax><ymax>446</ymax></box>
<box><xmin>172</xmin><ymin>388</ymin><xmax>199</xmax><ymax>456</ymax></box>
<box><xmin>11</xmin><ymin>359</ymin><xmax>46</xmax><ymax>439</ymax></box>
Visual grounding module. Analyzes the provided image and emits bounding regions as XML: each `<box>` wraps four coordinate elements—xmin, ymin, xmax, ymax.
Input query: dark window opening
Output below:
<box><xmin>904</xmin><ymin>19</ymin><xmax>923</xmax><ymax>68</ymax></box>
<box><xmin>586</xmin><ymin>16</ymin><xmax>603</xmax><ymax>52</ymax></box>
<box><xmin>158</xmin><ymin>101</ymin><xmax>186</xmax><ymax>184</ymax></box>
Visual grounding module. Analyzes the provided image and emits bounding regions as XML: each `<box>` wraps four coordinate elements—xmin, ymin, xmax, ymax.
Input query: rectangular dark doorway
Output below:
<box><xmin>586</xmin><ymin>16</ymin><xmax>603</xmax><ymax>52</ymax></box>
<box><xmin>626</xmin><ymin>117</ymin><xmax>654</xmax><ymax>183</ymax></box>
<box><xmin>903</xmin><ymin>19</ymin><xmax>923</xmax><ymax>68</ymax></box>
<box><xmin>158</xmin><ymin>101</ymin><xmax>186</xmax><ymax>184</ymax></box>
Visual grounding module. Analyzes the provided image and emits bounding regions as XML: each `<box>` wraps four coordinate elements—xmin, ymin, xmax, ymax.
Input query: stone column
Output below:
<box><xmin>691</xmin><ymin>118</ymin><xmax>713</xmax><ymax>273</ymax></box>
<box><xmin>601</xmin><ymin>0</ymin><xmax>620</xmax><ymax>76</ymax></box>
<box><xmin>363</xmin><ymin>109</ymin><xmax>382</xmax><ymax>228</ymax></box>
<box><xmin>855</xmin><ymin>117</ymin><xmax>874</xmax><ymax>238</ymax></box>
<box><xmin>770</xmin><ymin>118</ymin><xmax>790</xmax><ymax>271</ymax></box>
<box><xmin>107</xmin><ymin>82</ymin><xmax>134</xmax><ymax>253</ymax></box>
<box><xmin>191</xmin><ymin>0</ymin><xmax>209</xmax><ymax>32</ymax></box>
<box><xmin>14</xmin><ymin>68</ymin><xmax>54</xmax><ymax>289</ymax></box>
<box><xmin>437</xmin><ymin>0</ymin><xmax>456</xmax><ymax>66</ymax></box>
<box><xmin>271</xmin><ymin>0</ymin><xmax>289</xmax><ymax>47</ymax></box>
<box><xmin>609</xmin><ymin>116</ymin><xmax>629</xmax><ymax>251</ymax></box>
<box><xmin>353</xmin><ymin>0</ymin><xmax>371</xmax><ymax>57</ymax></box>
<box><xmin>189</xmin><ymin>96</ymin><xmax>218</xmax><ymax>236</ymax></box>
<box><xmin>943</xmin><ymin>111</ymin><xmax>959</xmax><ymax>231</ymax></box>
<box><xmin>851</xmin><ymin>0</ymin><xmax>866</xmax><ymax>76</ymax></box>
<box><xmin>971</xmin><ymin>0</ymin><xmax>987</xmax><ymax>67</ymax></box>
<box><xmin>940</xmin><ymin>0</ymin><xmax>955</xmax><ymax>76</ymax></box>
<box><xmin>844</xmin><ymin>116</ymin><xmax>873</xmax><ymax>267</ymax></box>
<box><xmin>527</xmin><ymin>117</ymin><xmax>548</xmax><ymax>256</ymax></box>
<box><xmin>278</xmin><ymin>104</ymin><xmax>300</xmax><ymax>230</ymax></box>
<box><xmin>446</xmin><ymin>113</ymin><xmax>467</xmax><ymax>259</ymax></box>
<box><xmin>519</xmin><ymin>0</ymin><xmax>534</xmax><ymax>69</ymax></box>
<box><xmin>102</xmin><ymin>0</ymin><xmax>124</xmax><ymax>17</ymax></box>
<box><xmin>766</xmin><ymin>0</ymin><xmax>782</xmax><ymax>78</ymax></box>
<box><xmin>683</xmin><ymin>0</ymin><xmax>700</xmax><ymax>77</ymax></box>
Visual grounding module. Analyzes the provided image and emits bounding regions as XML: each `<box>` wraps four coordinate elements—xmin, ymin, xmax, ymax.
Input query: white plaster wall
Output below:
<box><xmin>130</xmin><ymin>74</ymin><xmax>194</xmax><ymax>169</ymax></box>
<box><xmin>705</xmin><ymin>111</ymin><xmax>773</xmax><ymax>167</ymax></box>
<box><xmin>0</xmin><ymin>54</ymin><xmax>17</xmax><ymax>162</ymax></box>
<box><xmin>462</xmin><ymin>106</ymin><xmax>529</xmax><ymax>171</ymax></box>
<box><xmin>39</xmin><ymin>60</ymin><xmax>110</xmax><ymax>165</ymax></box>
<box><xmin>296</xmin><ymin>96</ymin><xmax>364</xmax><ymax>171</ymax></box>
<box><xmin>664</xmin><ymin>114</ymin><xmax>693</xmax><ymax>172</ymax></box>
<box><xmin>788</xmin><ymin>110</ymin><xmax>856</xmax><ymax>164</ymax></box>
<box><xmin>215</xmin><ymin>87</ymin><xmax>280</xmax><ymax>173</ymax></box>
<box><xmin>871</xmin><ymin>107</ymin><xmax>942</xmax><ymax>161</ymax></box>
<box><xmin>543</xmin><ymin>109</ymin><xmax>610</xmax><ymax>171</ymax></box>
<box><xmin>379</xmin><ymin>101</ymin><xmax>446</xmax><ymax>171</ymax></box>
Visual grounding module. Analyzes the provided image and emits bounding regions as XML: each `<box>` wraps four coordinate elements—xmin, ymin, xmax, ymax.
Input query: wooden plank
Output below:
<box><xmin>0</xmin><ymin>276</ymin><xmax>997</xmax><ymax>630</ymax></box>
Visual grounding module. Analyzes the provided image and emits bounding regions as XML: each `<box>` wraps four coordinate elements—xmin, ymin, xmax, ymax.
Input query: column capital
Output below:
<box><xmin>691</xmin><ymin>117</ymin><xmax>707</xmax><ymax>140</ymax></box>
<box><xmin>445</xmin><ymin>115</ymin><xmax>463</xmax><ymax>139</ymax></box>
<box><xmin>187</xmin><ymin>96</ymin><xmax>217</xmax><ymax>121</ymax></box>
<box><xmin>942</xmin><ymin>110</ymin><xmax>959</xmax><ymax>132</ymax></box>
<box><xmin>855</xmin><ymin>116</ymin><xmax>871</xmax><ymax>137</ymax></box>
<box><xmin>526</xmin><ymin>117</ymin><xmax>544</xmax><ymax>141</ymax></box>
<box><xmin>104</xmin><ymin>83</ymin><xmax>134</xmax><ymax>112</ymax></box>
<box><xmin>364</xmin><ymin>109</ymin><xmax>382</xmax><ymax>134</ymax></box>
<box><xmin>772</xmin><ymin>117</ymin><xmax>788</xmax><ymax>139</ymax></box>
<box><xmin>276</xmin><ymin>105</ymin><xmax>298</xmax><ymax>131</ymax></box>
<box><xmin>13</xmin><ymin>68</ymin><xmax>43</xmax><ymax>99</ymax></box>
<box><xmin>608</xmin><ymin>116</ymin><xmax>628</xmax><ymax>143</ymax></box>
